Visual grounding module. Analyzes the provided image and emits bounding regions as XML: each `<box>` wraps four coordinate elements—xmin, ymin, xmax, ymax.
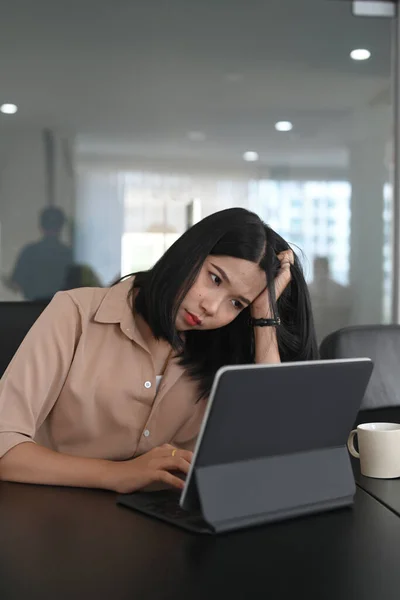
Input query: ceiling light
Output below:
<box><xmin>275</xmin><ymin>121</ymin><xmax>293</xmax><ymax>132</ymax></box>
<box><xmin>187</xmin><ymin>131</ymin><xmax>206</xmax><ymax>142</ymax></box>
<box><xmin>0</xmin><ymin>103</ymin><xmax>18</xmax><ymax>115</ymax></box>
<box><xmin>243</xmin><ymin>151</ymin><xmax>259</xmax><ymax>162</ymax></box>
<box><xmin>350</xmin><ymin>49</ymin><xmax>371</xmax><ymax>61</ymax></box>
<box><xmin>352</xmin><ymin>1</ymin><xmax>395</xmax><ymax>17</ymax></box>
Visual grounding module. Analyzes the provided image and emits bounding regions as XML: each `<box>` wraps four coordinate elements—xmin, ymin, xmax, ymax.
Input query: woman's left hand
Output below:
<box><xmin>251</xmin><ymin>249</ymin><xmax>294</xmax><ymax>318</ymax></box>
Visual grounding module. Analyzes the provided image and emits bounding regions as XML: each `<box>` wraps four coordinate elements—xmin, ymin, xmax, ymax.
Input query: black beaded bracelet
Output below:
<box><xmin>250</xmin><ymin>317</ymin><xmax>281</xmax><ymax>327</ymax></box>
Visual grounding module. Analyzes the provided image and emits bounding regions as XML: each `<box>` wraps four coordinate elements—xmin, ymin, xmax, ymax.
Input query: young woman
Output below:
<box><xmin>0</xmin><ymin>208</ymin><xmax>317</xmax><ymax>493</ymax></box>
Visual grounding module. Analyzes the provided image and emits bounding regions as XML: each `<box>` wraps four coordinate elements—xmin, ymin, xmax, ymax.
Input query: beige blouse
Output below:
<box><xmin>0</xmin><ymin>278</ymin><xmax>206</xmax><ymax>460</ymax></box>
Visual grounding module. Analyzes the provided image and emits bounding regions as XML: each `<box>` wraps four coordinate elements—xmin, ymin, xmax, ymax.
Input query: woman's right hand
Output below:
<box><xmin>108</xmin><ymin>444</ymin><xmax>193</xmax><ymax>494</ymax></box>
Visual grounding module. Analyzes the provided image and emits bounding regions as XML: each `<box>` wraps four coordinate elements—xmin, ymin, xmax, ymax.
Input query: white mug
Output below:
<box><xmin>347</xmin><ymin>422</ymin><xmax>400</xmax><ymax>479</ymax></box>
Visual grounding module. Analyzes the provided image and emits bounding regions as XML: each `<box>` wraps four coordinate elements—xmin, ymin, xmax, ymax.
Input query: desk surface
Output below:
<box><xmin>1</xmin><ymin>482</ymin><xmax>400</xmax><ymax>600</ymax></box>
<box><xmin>353</xmin><ymin>460</ymin><xmax>400</xmax><ymax>517</ymax></box>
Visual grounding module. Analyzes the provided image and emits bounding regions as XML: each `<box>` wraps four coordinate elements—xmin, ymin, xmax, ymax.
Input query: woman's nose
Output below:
<box><xmin>200</xmin><ymin>295</ymin><xmax>221</xmax><ymax>316</ymax></box>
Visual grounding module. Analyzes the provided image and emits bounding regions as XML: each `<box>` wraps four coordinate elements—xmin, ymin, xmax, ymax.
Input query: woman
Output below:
<box><xmin>0</xmin><ymin>208</ymin><xmax>317</xmax><ymax>493</ymax></box>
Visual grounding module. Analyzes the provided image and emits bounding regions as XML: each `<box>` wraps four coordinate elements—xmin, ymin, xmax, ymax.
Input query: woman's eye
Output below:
<box><xmin>210</xmin><ymin>273</ymin><xmax>222</xmax><ymax>286</ymax></box>
<box><xmin>232</xmin><ymin>299</ymin><xmax>244</xmax><ymax>311</ymax></box>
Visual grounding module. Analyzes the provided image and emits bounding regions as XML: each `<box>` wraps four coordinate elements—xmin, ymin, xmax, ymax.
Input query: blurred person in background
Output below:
<box><xmin>308</xmin><ymin>256</ymin><xmax>352</xmax><ymax>343</ymax></box>
<box><xmin>2</xmin><ymin>206</ymin><xmax>73</xmax><ymax>301</ymax></box>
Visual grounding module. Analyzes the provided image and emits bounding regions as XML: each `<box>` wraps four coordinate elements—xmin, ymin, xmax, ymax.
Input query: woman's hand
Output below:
<box><xmin>251</xmin><ymin>249</ymin><xmax>294</xmax><ymax>318</ymax></box>
<box><xmin>108</xmin><ymin>444</ymin><xmax>193</xmax><ymax>494</ymax></box>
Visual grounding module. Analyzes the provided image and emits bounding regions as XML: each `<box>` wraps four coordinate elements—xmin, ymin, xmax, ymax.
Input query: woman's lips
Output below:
<box><xmin>184</xmin><ymin>310</ymin><xmax>201</xmax><ymax>326</ymax></box>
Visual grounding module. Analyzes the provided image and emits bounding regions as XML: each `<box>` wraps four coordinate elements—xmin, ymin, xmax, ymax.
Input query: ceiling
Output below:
<box><xmin>0</xmin><ymin>0</ymin><xmax>394</xmax><ymax>170</ymax></box>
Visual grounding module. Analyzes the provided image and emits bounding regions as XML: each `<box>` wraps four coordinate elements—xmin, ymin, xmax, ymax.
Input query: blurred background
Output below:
<box><xmin>0</xmin><ymin>0</ymin><xmax>396</xmax><ymax>342</ymax></box>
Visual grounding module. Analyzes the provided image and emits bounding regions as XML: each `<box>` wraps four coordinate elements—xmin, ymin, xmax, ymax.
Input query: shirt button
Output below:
<box><xmin>144</xmin><ymin>381</ymin><xmax>152</xmax><ymax>389</ymax></box>
<box><xmin>143</xmin><ymin>429</ymin><xmax>150</xmax><ymax>437</ymax></box>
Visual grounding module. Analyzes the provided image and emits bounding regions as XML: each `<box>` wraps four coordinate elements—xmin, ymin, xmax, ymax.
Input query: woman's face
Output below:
<box><xmin>175</xmin><ymin>255</ymin><xmax>266</xmax><ymax>331</ymax></box>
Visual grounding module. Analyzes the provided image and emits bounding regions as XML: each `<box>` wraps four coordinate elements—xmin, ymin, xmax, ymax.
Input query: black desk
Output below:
<box><xmin>353</xmin><ymin>460</ymin><xmax>400</xmax><ymax>517</ymax></box>
<box><xmin>1</xmin><ymin>484</ymin><xmax>400</xmax><ymax>600</ymax></box>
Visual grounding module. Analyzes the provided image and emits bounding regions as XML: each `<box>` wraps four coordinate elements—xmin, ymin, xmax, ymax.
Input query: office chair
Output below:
<box><xmin>0</xmin><ymin>301</ymin><xmax>49</xmax><ymax>378</ymax></box>
<box><xmin>320</xmin><ymin>324</ymin><xmax>400</xmax><ymax>425</ymax></box>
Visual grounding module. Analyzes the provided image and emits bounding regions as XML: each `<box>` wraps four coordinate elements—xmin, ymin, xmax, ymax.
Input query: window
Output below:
<box><xmin>290</xmin><ymin>217</ymin><xmax>302</xmax><ymax>230</ymax></box>
<box><xmin>291</xmin><ymin>198</ymin><xmax>303</xmax><ymax>208</ymax></box>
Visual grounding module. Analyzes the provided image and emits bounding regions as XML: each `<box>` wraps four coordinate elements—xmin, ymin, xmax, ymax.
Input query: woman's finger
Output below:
<box><xmin>287</xmin><ymin>251</ymin><xmax>294</xmax><ymax>264</ymax></box>
<box><xmin>159</xmin><ymin>444</ymin><xmax>179</xmax><ymax>458</ymax></box>
<box><xmin>156</xmin><ymin>470</ymin><xmax>185</xmax><ymax>490</ymax></box>
<box><xmin>159</xmin><ymin>446</ymin><xmax>193</xmax><ymax>463</ymax></box>
<box><xmin>176</xmin><ymin>449</ymin><xmax>194</xmax><ymax>463</ymax></box>
<box><xmin>157</xmin><ymin>456</ymin><xmax>191</xmax><ymax>475</ymax></box>
<box><xmin>280</xmin><ymin>260</ymin><xmax>291</xmax><ymax>270</ymax></box>
<box><xmin>277</xmin><ymin>249</ymin><xmax>294</xmax><ymax>265</ymax></box>
<box><xmin>275</xmin><ymin>253</ymin><xmax>293</xmax><ymax>299</ymax></box>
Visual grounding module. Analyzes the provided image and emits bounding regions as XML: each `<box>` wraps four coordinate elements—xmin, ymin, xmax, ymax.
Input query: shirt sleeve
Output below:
<box><xmin>0</xmin><ymin>292</ymin><xmax>81</xmax><ymax>458</ymax></box>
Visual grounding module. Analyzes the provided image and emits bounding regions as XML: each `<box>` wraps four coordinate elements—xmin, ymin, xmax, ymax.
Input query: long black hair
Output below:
<box><xmin>133</xmin><ymin>208</ymin><xmax>318</xmax><ymax>399</ymax></box>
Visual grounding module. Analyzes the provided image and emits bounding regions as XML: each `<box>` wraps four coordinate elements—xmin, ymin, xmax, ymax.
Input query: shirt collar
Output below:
<box><xmin>94</xmin><ymin>277</ymin><xmax>139</xmax><ymax>342</ymax></box>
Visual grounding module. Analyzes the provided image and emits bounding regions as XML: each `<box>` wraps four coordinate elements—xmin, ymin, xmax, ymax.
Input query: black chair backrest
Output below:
<box><xmin>320</xmin><ymin>325</ymin><xmax>400</xmax><ymax>424</ymax></box>
<box><xmin>0</xmin><ymin>301</ymin><xmax>49</xmax><ymax>378</ymax></box>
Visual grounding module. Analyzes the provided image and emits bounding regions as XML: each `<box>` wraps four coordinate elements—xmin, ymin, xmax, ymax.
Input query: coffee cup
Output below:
<box><xmin>347</xmin><ymin>422</ymin><xmax>400</xmax><ymax>479</ymax></box>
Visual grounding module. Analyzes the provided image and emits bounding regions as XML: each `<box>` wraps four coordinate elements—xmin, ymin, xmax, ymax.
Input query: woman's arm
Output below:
<box><xmin>0</xmin><ymin>443</ymin><xmax>112</xmax><ymax>488</ymax></box>
<box><xmin>253</xmin><ymin>324</ymin><xmax>281</xmax><ymax>364</ymax></box>
<box><xmin>252</xmin><ymin>250</ymin><xmax>294</xmax><ymax>364</ymax></box>
<box><xmin>0</xmin><ymin>442</ymin><xmax>192</xmax><ymax>493</ymax></box>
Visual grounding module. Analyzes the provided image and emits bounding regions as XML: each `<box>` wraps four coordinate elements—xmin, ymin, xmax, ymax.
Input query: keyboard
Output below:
<box><xmin>117</xmin><ymin>490</ymin><xmax>211</xmax><ymax>533</ymax></box>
